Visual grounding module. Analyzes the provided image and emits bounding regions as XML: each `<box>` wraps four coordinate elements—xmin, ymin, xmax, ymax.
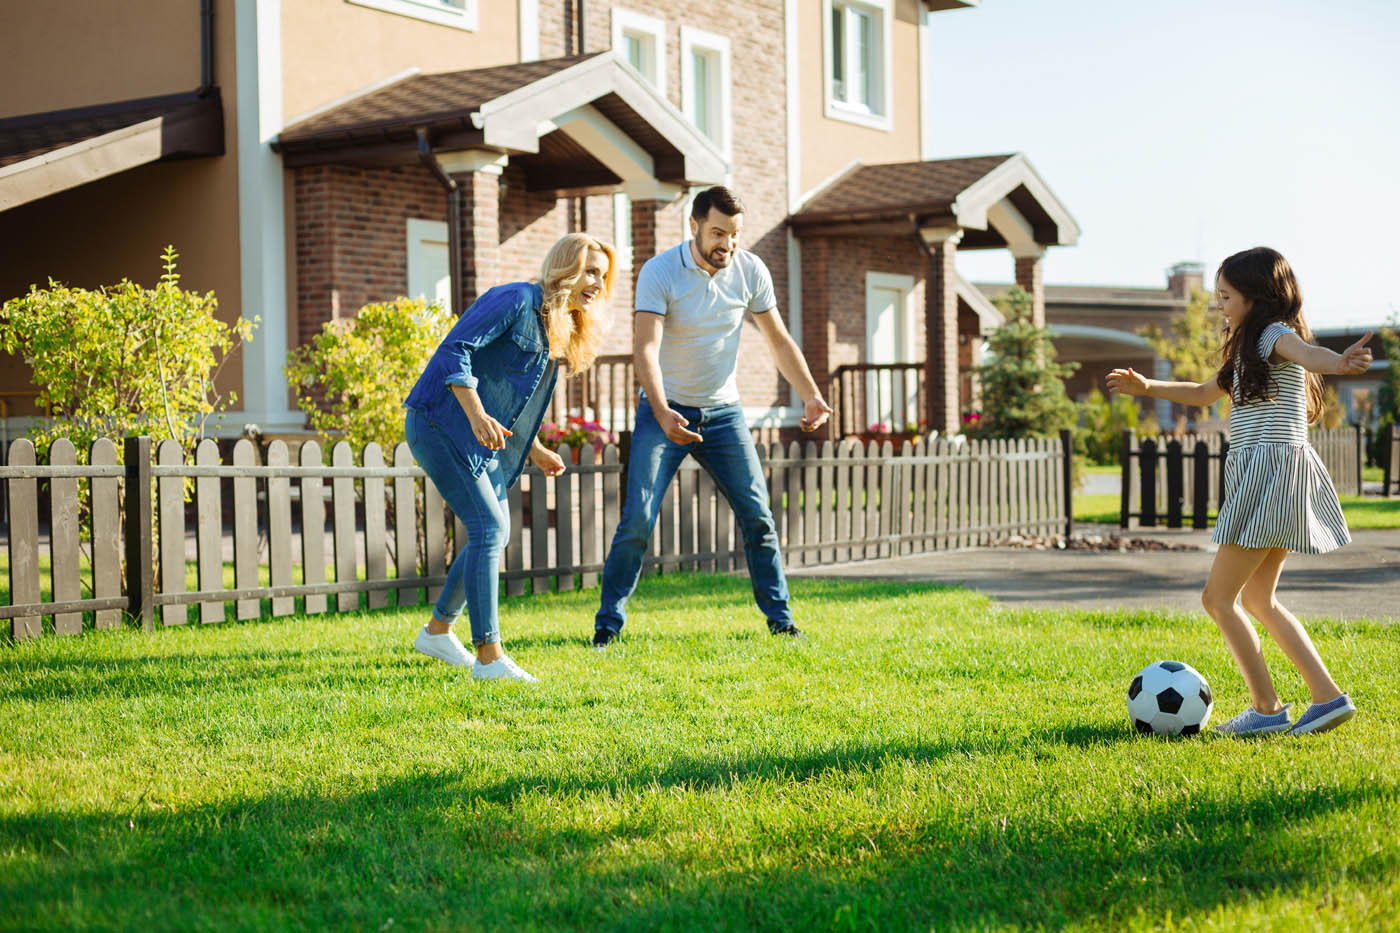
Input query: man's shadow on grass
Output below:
<box><xmin>1</xmin><ymin>742</ymin><xmax>1390</xmax><ymax>930</ymax></box>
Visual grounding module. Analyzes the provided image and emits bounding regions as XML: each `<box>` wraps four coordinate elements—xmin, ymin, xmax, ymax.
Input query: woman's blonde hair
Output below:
<box><xmin>539</xmin><ymin>233</ymin><xmax>617</xmax><ymax>376</ymax></box>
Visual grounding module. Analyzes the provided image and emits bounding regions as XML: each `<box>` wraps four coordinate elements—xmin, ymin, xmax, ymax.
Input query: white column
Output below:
<box><xmin>235</xmin><ymin>0</ymin><xmax>301</xmax><ymax>433</ymax></box>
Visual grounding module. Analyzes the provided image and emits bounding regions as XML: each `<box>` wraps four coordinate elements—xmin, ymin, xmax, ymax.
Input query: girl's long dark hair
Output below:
<box><xmin>1215</xmin><ymin>247</ymin><xmax>1324</xmax><ymax>423</ymax></box>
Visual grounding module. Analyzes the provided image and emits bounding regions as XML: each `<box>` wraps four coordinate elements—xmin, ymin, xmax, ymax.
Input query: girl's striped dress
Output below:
<box><xmin>1212</xmin><ymin>321</ymin><xmax>1350</xmax><ymax>553</ymax></box>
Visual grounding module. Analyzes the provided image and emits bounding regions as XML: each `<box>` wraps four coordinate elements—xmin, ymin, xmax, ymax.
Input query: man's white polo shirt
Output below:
<box><xmin>634</xmin><ymin>240</ymin><xmax>777</xmax><ymax>408</ymax></box>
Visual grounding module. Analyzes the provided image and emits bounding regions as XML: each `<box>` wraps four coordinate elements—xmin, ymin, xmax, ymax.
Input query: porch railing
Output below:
<box><xmin>546</xmin><ymin>354</ymin><xmax>636</xmax><ymax>437</ymax></box>
<box><xmin>827</xmin><ymin>363</ymin><xmax>926</xmax><ymax>441</ymax></box>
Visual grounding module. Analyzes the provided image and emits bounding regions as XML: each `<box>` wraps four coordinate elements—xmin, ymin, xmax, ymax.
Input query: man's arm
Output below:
<box><xmin>634</xmin><ymin>312</ymin><xmax>703</xmax><ymax>444</ymax></box>
<box><xmin>750</xmin><ymin>309</ymin><xmax>832</xmax><ymax>432</ymax></box>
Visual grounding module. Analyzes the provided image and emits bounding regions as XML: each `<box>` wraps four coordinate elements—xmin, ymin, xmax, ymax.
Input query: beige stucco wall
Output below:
<box><xmin>797</xmin><ymin>0</ymin><xmax>924</xmax><ymax>198</ymax></box>
<box><xmin>0</xmin><ymin>0</ymin><xmax>204</xmax><ymax>117</ymax></box>
<box><xmin>281</xmin><ymin>0</ymin><xmax>521</xmax><ymax>121</ymax></box>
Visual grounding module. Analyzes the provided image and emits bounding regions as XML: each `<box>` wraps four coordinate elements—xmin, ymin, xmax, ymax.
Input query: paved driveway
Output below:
<box><xmin>789</xmin><ymin>528</ymin><xmax>1399</xmax><ymax>621</ymax></box>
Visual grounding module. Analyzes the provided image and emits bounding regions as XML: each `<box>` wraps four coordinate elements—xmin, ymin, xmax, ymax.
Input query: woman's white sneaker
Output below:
<box><xmin>414</xmin><ymin>625</ymin><xmax>473</xmax><ymax>666</ymax></box>
<box><xmin>472</xmin><ymin>654</ymin><xmax>538</xmax><ymax>683</ymax></box>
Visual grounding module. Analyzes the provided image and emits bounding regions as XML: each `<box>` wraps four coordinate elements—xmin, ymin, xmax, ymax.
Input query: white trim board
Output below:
<box><xmin>235</xmin><ymin>0</ymin><xmax>301</xmax><ymax>431</ymax></box>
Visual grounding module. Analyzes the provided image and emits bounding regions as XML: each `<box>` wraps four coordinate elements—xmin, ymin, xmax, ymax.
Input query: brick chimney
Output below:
<box><xmin>1167</xmin><ymin>261</ymin><xmax>1204</xmax><ymax>299</ymax></box>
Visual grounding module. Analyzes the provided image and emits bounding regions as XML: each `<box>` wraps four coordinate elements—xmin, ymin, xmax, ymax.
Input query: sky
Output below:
<box><xmin>927</xmin><ymin>0</ymin><xmax>1400</xmax><ymax>331</ymax></box>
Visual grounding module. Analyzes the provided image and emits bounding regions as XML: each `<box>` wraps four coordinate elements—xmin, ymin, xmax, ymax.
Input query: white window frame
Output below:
<box><xmin>611</xmin><ymin>7</ymin><xmax>667</xmax><ymax>98</ymax></box>
<box><xmin>406</xmin><ymin>218</ymin><xmax>451</xmax><ymax>310</ymax></box>
<box><xmin>822</xmin><ymin>0</ymin><xmax>892</xmax><ymax>131</ymax></box>
<box><xmin>347</xmin><ymin>0</ymin><xmax>477</xmax><ymax>32</ymax></box>
<box><xmin>680</xmin><ymin>25</ymin><xmax>732</xmax><ymax>159</ymax></box>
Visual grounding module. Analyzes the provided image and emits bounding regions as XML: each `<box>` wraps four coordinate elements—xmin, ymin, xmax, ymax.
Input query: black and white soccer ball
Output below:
<box><xmin>1127</xmin><ymin>660</ymin><xmax>1213</xmax><ymax>736</ymax></box>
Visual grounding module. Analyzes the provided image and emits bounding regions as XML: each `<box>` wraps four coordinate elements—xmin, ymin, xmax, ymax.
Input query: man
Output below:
<box><xmin>593</xmin><ymin>186</ymin><xmax>832</xmax><ymax>646</ymax></box>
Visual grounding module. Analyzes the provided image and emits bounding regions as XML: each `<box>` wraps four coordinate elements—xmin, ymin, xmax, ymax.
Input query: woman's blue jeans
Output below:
<box><xmin>596</xmin><ymin>398</ymin><xmax>792</xmax><ymax>634</ymax></box>
<box><xmin>405</xmin><ymin>408</ymin><xmax>507</xmax><ymax>646</ymax></box>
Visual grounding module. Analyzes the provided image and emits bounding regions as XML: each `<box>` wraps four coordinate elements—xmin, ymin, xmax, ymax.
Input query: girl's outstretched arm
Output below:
<box><xmin>1273</xmin><ymin>331</ymin><xmax>1373</xmax><ymax>375</ymax></box>
<box><xmin>1106</xmin><ymin>367</ymin><xmax>1228</xmax><ymax>407</ymax></box>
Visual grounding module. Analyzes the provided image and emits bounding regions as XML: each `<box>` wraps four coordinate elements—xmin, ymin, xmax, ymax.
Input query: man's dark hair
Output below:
<box><xmin>691</xmin><ymin>186</ymin><xmax>744</xmax><ymax>220</ymax></box>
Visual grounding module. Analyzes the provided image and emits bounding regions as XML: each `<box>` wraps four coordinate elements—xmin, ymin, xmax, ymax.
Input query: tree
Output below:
<box><xmin>970</xmin><ymin>285</ymin><xmax>1079</xmax><ymax>439</ymax></box>
<box><xmin>1370</xmin><ymin>319</ymin><xmax>1400</xmax><ymax>466</ymax></box>
<box><xmin>1138</xmin><ymin>286</ymin><xmax>1226</xmax><ymax>424</ymax></box>
<box><xmin>0</xmin><ymin>247</ymin><xmax>255</xmax><ymax>460</ymax></box>
<box><xmin>285</xmin><ymin>297</ymin><xmax>453</xmax><ymax>453</ymax></box>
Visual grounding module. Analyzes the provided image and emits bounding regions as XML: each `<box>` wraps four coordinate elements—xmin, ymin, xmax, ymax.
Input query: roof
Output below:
<box><xmin>279</xmin><ymin>57</ymin><xmax>587</xmax><ymax>148</ymax></box>
<box><xmin>789</xmin><ymin>153</ymin><xmax>1079</xmax><ymax>250</ymax></box>
<box><xmin>978</xmin><ymin>282</ymin><xmax>1185</xmax><ymax>308</ymax></box>
<box><xmin>0</xmin><ymin>91</ymin><xmax>223</xmax><ymax>211</ymax></box>
<box><xmin>275</xmin><ymin>53</ymin><xmax>727</xmax><ymax>192</ymax></box>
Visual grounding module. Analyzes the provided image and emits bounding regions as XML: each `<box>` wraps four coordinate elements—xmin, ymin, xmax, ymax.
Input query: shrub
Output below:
<box><xmin>285</xmin><ymin>298</ymin><xmax>453</xmax><ymax>453</ymax></box>
<box><xmin>0</xmin><ymin>247</ymin><xmax>254</xmax><ymax>460</ymax></box>
<box><xmin>1077</xmin><ymin>388</ymin><xmax>1140</xmax><ymax>465</ymax></box>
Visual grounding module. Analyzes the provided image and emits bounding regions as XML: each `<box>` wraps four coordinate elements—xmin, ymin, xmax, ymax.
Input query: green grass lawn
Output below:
<box><xmin>1073</xmin><ymin>492</ymin><xmax>1398</xmax><ymax>529</ymax></box>
<box><xmin>2</xmin><ymin>574</ymin><xmax>1397</xmax><ymax>931</ymax></box>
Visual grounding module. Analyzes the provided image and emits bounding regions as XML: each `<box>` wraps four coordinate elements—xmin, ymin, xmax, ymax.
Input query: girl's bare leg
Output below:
<box><xmin>1201</xmin><ymin>544</ymin><xmax>1284</xmax><ymax>714</ymax></box>
<box><xmin>1239</xmin><ymin>547</ymin><xmax>1343</xmax><ymax>705</ymax></box>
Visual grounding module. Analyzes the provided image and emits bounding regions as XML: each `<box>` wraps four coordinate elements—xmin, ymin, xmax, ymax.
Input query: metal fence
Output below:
<box><xmin>1119</xmin><ymin>426</ymin><xmax>1366</xmax><ymax>529</ymax></box>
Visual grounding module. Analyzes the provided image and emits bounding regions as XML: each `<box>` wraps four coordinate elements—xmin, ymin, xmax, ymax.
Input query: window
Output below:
<box><xmin>680</xmin><ymin>26</ymin><xmax>731</xmax><ymax>157</ymax></box>
<box><xmin>611</xmin><ymin>8</ymin><xmax>666</xmax><ymax>96</ymax></box>
<box><xmin>347</xmin><ymin>0</ymin><xmax>478</xmax><ymax>31</ymax></box>
<box><xmin>824</xmin><ymin>0</ymin><xmax>891</xmax><ymax>130</ymax></box>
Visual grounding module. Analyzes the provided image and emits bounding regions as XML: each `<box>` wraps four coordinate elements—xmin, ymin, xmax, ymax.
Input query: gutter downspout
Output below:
<box><xmin>417</xmin><ymin>128</ymin><xmax>464</xmax><ymax>317</ymax></box>
<box><xmin>197</xmin><ymin>0</ymin><xmax>215</xmax><ymax>97</ymax></box>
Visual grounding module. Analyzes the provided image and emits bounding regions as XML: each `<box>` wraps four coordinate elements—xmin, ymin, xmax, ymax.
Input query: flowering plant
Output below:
<box><xmin>961</xmin><ymin>411</ymin><xmax>982</xmax><ymax>426</ymax></box>
<box><xmin>865</xmin><ymin>418</ymin><xmax>927</xmax><ymax>435</ymax></box>
<box><xmin>538</xmin><ymin>414</ymin><xmax>617</xmax><ymax>453</ymax></box>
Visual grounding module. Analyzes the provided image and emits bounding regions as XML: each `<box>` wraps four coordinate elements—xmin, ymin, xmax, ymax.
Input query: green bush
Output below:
<box><xmin>285</xmin><ymin>297</ymin><xmax>453</xmax><ymax>453</ymax></box>
<box><xmin>0</xmin><ymin>247</ymin><xmax>255</xmax><ymax>460</ymax></box>
<box><xmin>1076</xmin><ymin>388</ymin><xmax>1141</xmax><ymax>465</ymax></box>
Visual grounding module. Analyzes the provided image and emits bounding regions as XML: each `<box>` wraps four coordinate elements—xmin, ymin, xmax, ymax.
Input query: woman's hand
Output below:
<box><xmin>469</xmin><ymin>413</ymin><xmax>513</xmax><ymax>451</ymax></box>
<box><xmin>451</xmin><ymin>385</ymin><xmax>512</xmax><ymax>450</ymax></box>
<box><xmin>529</xmin><ymin>442</ymin><xmax>566</xmax><ymax>477</ymax></box>
<box><xmin>1106</xmin><ymin>367</ymin><xmax>1150</xmax><ymax>396</ymax></box>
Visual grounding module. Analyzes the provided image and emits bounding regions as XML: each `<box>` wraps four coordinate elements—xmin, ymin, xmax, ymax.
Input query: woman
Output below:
<box><xmin>405</xmin><ymin>233</ymin><xmax>615</xmax><ymax>682</ymax></box>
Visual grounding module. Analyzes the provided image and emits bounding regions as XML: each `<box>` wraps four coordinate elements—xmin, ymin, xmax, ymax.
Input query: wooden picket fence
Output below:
<box><xmin>2</xmin><ymin>431</ymin><xmax>1072</xmax><ymax>640</ymax></box>
<box><xmin>1119</xmin><ymin>426</ymin><xmax>1366</xmax><ymax>528</ymax></box>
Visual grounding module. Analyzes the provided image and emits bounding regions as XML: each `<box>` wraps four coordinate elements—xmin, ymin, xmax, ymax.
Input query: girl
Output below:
<box><xmin>404</xmin><ymin>233</ymin><xmax>616</xmax><ymax>682</ymax></box>
<box><xmin>1107</xmin><ymin>247</ymin><xmax>1372</xmax><ymax>736</ymax></box>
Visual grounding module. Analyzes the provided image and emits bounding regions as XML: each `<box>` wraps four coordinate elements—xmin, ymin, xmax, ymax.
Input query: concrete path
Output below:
<box><xmin>789</xmin><ymin>527</ymin><xmax>1400</xmax><ymax>621</ymax></box>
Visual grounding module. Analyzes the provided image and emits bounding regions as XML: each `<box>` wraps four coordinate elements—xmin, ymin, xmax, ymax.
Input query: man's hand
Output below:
<box><xmin>529</xmin><ymin>443</ymin><xmax>566</xmax><ymax>477</ymax></box>
<box><xmin>800</xmin><ymin>396</ymin><xmax>832</xmax><ymax>432</ymax></box>
<box><xmin>657</xmin><ymin>407</ymin><xmax>703</xmax><ymax>444</ymax></box>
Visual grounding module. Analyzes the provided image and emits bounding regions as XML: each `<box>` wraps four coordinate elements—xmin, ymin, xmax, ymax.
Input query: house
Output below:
<box><xmin>0</xmin><ymin>0</ymin><xmax>1082</xmax><ymax>445</ymax></box>
<box><xmin>981</xmin><ymin>262</ymin><xmax>1203</xmax><ymax>427</ymax></box>
<box><xmin>984</xmin><ymin>263</ymin><xmax>1392</xmax><ymax>430</ymax></box>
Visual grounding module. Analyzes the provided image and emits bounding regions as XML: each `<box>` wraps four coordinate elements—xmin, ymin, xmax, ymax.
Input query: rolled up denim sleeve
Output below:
<box><xmin>443</xmin><ymin>286</ymin><xmax>528</xmax><ymax>389</ymax></box>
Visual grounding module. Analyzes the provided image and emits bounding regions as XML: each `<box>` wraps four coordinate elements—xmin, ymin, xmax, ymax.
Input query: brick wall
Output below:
<box><xmin>293</xmin><ymin>164</ymin><xmax>445</xmax><ymax>345</ymax></box>
<box><xmin>539</xmin><ymin>1</ymin><xmax>791</xmax><ymax>409</ymax></box>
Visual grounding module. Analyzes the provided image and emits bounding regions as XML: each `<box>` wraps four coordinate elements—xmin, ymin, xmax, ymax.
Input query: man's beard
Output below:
<box><xmin>706</xmin><ymin>246</ymin><xmax>732</xmax><ymax>268</ymax></box>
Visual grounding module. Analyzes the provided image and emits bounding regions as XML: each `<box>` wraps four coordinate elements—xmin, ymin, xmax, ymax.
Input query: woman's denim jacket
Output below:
<box><xmin>404</xmin><ymin>282</ymin><xmax>557</xmax><ymax>485</ymax></box>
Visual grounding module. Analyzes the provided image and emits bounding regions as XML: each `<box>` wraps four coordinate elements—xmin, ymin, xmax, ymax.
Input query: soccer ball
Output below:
<box><xmin>1127</xmin><ymin>660</ymin><xmax>1213</xmax><ymax>736</ymax></box>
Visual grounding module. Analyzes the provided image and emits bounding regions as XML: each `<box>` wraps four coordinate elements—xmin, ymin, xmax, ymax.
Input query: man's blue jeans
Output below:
<box><xmin>596</xmin><ymin>398</ymin><xmax>793</xmax><ymax>633</ymax></box>
<box><xmin>405</xmin><ymin>408</ymin><xmax>508</xmax><ymax>646</ymax></box>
